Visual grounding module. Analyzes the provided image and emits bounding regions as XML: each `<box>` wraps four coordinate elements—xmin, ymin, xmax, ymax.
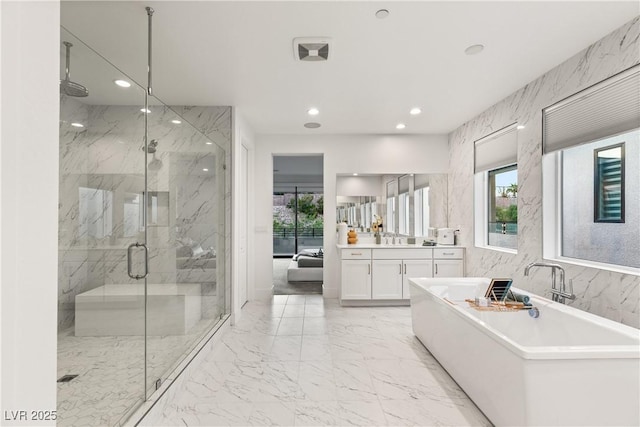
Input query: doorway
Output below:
<box><xmin>272</xmin><ymin>155</ymin><xmax>324</xmax><ymax>295</ymax></box>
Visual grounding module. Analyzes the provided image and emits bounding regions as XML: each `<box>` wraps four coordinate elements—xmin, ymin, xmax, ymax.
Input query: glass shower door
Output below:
<box><xmin>57</xmin><ymin>29</ymin><xmax>147</xmax><ymax>426</ymax></box>
<box><xmin>144</xmin><ymin>101</ymin><xmax>227</xmax><ymax>396</ymax></box>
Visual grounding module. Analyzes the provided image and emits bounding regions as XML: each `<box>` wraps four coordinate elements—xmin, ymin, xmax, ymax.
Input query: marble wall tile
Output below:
<box><xmin>58</xmin><ymin>99</ymin><xmax>232</xmax><ymax>331</ymax></box>
<box><xmin>448</xmin><ymin>18</ymin><xmax>640</xmax><ymax>327</ymax></box>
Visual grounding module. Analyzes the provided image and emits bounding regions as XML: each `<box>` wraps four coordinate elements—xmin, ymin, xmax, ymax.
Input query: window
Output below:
<box><xmin>488</xmin><ymin>165</ymin><xmax>518</xmax><ymax>250</ymax></box>
<box><xmin>542</xmin><ymin>65</ymin><xmax>640</xmax><ymax>273</ymax></box>
<box><xmin>386</xmin><ymin>180</ymin><xmax>396</xmax><ymax>233</ymax></box>
<box><xmin>398</xmin><ymin>175</ymin><xmax>411</xmax><ymax>235</ymax></box>
<box><xmin>414</xmin><ymin>186</ymin><xmax>430</xmax><ymax>236</ymax></box>
<box><xmin>594</xmin><ymin>144</ymin><xmax>624</xmax><ymax>223</ymax></box>
<box><xmin>474</xmin><ymin>123</ymin><xmax>519</xmax><ymax>251</ymax></box>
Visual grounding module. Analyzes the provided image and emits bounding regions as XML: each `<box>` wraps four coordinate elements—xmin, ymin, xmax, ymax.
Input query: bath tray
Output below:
<box><xmin>464</xmin><ymin>299</ymin><xmax>526</xmax><ymax>312</ymax></box>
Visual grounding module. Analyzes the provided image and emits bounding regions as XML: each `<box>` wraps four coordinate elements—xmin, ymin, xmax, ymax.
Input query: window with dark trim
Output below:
<box><xmin>594</xmin><ymin>143</ymin><xmax>624</xmax><ymax>223</ymax></box>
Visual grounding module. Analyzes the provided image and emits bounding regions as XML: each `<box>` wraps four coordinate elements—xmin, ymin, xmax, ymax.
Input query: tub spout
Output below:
<box><xmin>524</xmin><ymin>262</ymin><xmax>575</xmax><ymax>304</ymax></box>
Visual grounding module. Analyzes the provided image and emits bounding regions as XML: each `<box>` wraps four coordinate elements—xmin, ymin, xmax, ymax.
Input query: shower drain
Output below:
<box><xmin>57</xmin><ymin>374</ymin><xmax>78</xmax><ymax>383</ymax></box>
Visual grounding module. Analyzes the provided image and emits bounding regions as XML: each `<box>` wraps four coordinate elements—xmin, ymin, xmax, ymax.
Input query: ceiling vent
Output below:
<box><xmin>293</xmin><ymin>37</ymin><xmax>331</xmax><ymax>62</ymax></box>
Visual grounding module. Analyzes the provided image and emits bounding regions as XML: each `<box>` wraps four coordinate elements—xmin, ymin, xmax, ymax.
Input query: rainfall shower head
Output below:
<box><xmin>60</xmin><ymin>42</ymin><xmax>89</xmax><ymax>97</ymax></box>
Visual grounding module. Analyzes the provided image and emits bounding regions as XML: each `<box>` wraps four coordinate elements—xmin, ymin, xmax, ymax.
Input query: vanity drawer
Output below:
<box><xmin>373</xmin><ymin>248</ymin><xmax>433</xmax><ymax>260</ymax></box>
<box><xmin>341</xmin><ymin>249</ymin><xmax>371</xmax><ymax>260</ymax></box>
<box><xmin>434</xmin><ymin>248</ymin><xmax>464</xmax><ymax>259</ymax></box>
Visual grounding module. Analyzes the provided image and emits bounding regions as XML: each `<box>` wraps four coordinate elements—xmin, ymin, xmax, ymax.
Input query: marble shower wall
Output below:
<box><xmin>448</xmin><ymin>17</ymin><xmax>640</xmax><ymax>327</ymax></box>
<box><xmin>58</xmin><ymin>97</ymin><xmax>231</xmax><ymax>331</ymax></box>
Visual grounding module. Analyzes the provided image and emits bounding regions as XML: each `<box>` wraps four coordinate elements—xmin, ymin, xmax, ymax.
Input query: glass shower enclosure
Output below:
<box><xmin>57</xmin><ymin>28</ymin><xmax>230</xmax><ymax>426</ymax></box>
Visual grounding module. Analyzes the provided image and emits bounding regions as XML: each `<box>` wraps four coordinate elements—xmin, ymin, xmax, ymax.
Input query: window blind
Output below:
<box><xmin>474</xmin><ymin>123</ymin><xmax>518</xmax><ymax>173</ymax></box>
<box><xmin>543</xmin><ymin>65</ymin><xmax>640</xmax><ymax>153</ymax></box>
<box><xmin>414</xmin><ymin>174</ymin><xmax>430</xmax><ymax>190</ymax></box>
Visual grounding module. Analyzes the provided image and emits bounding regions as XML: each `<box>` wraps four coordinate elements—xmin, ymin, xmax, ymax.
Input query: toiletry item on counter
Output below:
<box><xmin>347</xmin><ymin>229</ymin><xmax>358</xmax><ymax>244</ymax></box>
<box><xmin>338</xmin><ymin>223</ymin><xmax>348</xmax><ymax>245</ymax></box>
<box><xmin>436</xmin><ymin>228</ymin><xmax>455</xmax><ymax>245</ymax></box>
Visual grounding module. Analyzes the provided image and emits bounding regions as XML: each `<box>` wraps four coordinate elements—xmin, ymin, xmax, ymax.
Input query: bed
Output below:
<box><xmin>287</xmin><ymin>248</ymin><xmax>323</xmax><ymax>282</ymax></box>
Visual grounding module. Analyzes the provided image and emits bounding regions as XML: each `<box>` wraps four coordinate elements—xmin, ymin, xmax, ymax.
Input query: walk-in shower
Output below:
<box><xmin>57</xmin><ymin>6</ymin><xmax>231</xmax><ymax>426</ymax></box>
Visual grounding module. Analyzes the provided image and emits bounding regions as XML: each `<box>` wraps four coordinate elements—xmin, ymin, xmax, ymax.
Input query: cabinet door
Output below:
<box><xmin>372</xmin><ymin>259</ymin><xmax>403</xmax><ymax>299</ymax></box>
<box><xmin>341</xmin><ymin>260</ymin><xmax>371</xmax><ymax>300</ymax></box>
<box><xmin>402</xmin><ymin>260</ymin><xmax>433</xmax><ymax>298</ymax></box>
<box><xmin>434</xmin><ymin>259</ymin><xmax>464</xmax><ymax>277</ymax></box>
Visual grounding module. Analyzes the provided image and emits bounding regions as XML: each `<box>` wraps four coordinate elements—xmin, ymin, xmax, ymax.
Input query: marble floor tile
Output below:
<box><xmin>277</xmin><ymin>317</ymin><xmax>304</xmax><ymax>336</ymax></box>
<box><xmin>294</xmin><ymin>401</ymin><xmax>342</xmax><ymax>426</ymax></box>
<box><xmin>304</xmin><ymin>294</ymin><xmax>325</xmax><ymax>305</ymax></box>
<box><xmin>301</xmin><ymin>317</ymin><xmax>329</xmax><ymax>335</ymax></box>
<box><xmin>332</xmin><ymin>359</ymin><xmax>378</xmax><ymax>401</ymax></box>
<box><xmin>282</xmin><ymin>304</ymin><xmax>306</xmax><ymax>317</ymax></box>
<box><xmin>297</xmin><ymin>361</ymin><xmax>337</xmax><ymax>401</ymax></box>
<box><xmin>303</xmin><ymin>304</ymin><xmax>326</xmax><ymax>317</ymax></box>
<box><xmin>286</xmin><ymin>295</ymin><xmax>307</xmax><ymax>305</ymax></box>
<box><xmin>337</xmin><ymin>399</ymin><xmax>389</xmax><ymax>426</ymax></box>
<box><xmin>141</xmin><ymin>296</ymin><xmax>491</xmax><ymax>427</ymax></box>
<box><xmin>267</xmin><ymin>335</ymin><xmax>302</xmax><ymax>361</ymax></box>
<box><xmin>300</xmin><ymin>335</ymin><xmax>332</xmax><ymax>361</ymax></box>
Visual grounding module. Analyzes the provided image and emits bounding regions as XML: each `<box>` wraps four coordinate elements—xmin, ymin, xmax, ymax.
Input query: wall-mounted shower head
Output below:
<box><xmin>143</xmin><ymin>139</ymin><xmax>159</xmax><ymax>153</ymax></box>
<box><xmin>60</xmin><ymin>41</ymin><xmax>89</xmax><ymax>97</ymax></box>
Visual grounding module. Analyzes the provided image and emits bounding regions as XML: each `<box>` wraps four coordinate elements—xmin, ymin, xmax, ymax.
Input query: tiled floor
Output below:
<box><xmin>141</xmin><ymin>295</ymin><xmax>492</xmax><ymax>426</ymax></box>
<box><xmin>57</xmin><ymin>314</ymin><xmax>224</xmax><ymax>427</ymax></box>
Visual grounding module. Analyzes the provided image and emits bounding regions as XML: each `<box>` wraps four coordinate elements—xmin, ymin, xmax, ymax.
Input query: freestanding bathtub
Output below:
<box><xmin>409</xmin><ymin>277</ymin><xmax>640</xmax><ymax>427</ymax></box>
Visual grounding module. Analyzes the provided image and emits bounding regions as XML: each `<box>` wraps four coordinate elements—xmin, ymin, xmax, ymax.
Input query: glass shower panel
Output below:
<box><xmin>144</xmin><ymin>101</ymin><xmax>227</xmax><ymax>396</ymax></box>
<box><xmin>57</xmin><ymin>29</ymin><xmax>147</xmax><ymax>426</ymax></box>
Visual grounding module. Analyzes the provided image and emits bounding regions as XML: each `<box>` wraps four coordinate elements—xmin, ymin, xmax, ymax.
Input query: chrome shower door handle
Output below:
<box><xmin>127</xmin><ymin>242</ymin><xmax>149</xmax><ymax>280</ymax></box>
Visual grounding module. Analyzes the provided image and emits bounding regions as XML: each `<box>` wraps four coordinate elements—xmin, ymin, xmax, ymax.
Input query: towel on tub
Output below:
<box><xmin>509</xmin><ymin>291</ymin><xmax>531</xmax><ymax>305</ymax></box>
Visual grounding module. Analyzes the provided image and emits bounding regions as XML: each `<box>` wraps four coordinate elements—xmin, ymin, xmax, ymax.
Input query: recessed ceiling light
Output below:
<box><xmin>71</xmin><ymin>122</ymin><xmax>84</xmax><ymax>128</ymax></box>
<box><xmin>140</xmin><ymin>108</ymin><xmax>151</xmax><ymax>114</ymax></box>
<box><xmin>517</xmin><ymin>125</ymin><xmax>526</xmax><ymax>130</ymax></box>
<box><xmin>410</xmin><ymin>107</ymin><xmax>422</xmax><ymax>115</ymax></box>
<box><xmin>202</xmin><ymin>168</ymin><xmax>209</xmax><ymax>172</ymax></box>
<box><xmin>308</xmin><ymin>108</ymin><xmax>319</xmax><ymax>116</ymax></box>
<box><xmin>114</xmin><ymin>79</ymin><xmax>131</xmax><ymax>88</ymax></box>
<box><xmin>396</xmin><ymin>123</ymin><xmax>406</xmax><ymax>130</ymax></box>
<box><xmin>464</xmin><ymin>44</ymin><xmax>484</xmax><ymax>55</ymax></box>
<box><xmin>205</xmin><ymin>141</ymin><xmax>213</xmax><ymax>145</ymax></box>
<box><xmin>171</xmin><ymin>119</ymin><xmax>182</xmax><ymax>124</ymax></box>
<box><xmin>304</xmin><ymin>122</ymin><xmax>321</xmax><ymax>129</ymax></box>
<box><xmin>375</xmin><ymin>9</ymin><xmax>389</xmax><ymax>19</ymax></box>
<box><xmin>353</xmin><ymin>173</ymin><xmax>358</xmax><ymax>176</ymax></box>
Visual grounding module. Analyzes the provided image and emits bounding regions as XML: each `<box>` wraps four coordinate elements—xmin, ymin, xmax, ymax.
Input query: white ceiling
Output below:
<box><xmin>60</xmin><ymin>1</ymin><xmax>639</xmax><ymax>135</ymax></box>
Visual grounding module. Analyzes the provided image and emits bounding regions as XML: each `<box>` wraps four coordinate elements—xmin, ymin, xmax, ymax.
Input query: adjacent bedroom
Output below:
<box><xmin>272</xmin><ymin>155</ymin><xmax>324</xmax><ymax>295</ymax></box>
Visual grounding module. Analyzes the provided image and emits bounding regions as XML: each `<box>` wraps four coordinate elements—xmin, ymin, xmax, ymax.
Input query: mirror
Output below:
<box><xmin>336</xmin><ymin>173</ymin><xmax>448</xmax><ymax>237</ymax></box>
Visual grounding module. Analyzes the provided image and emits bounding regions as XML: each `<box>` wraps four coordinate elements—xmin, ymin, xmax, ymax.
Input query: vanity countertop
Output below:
<box><xmin>336</xmin><ymin>243</ymin><xmax>463</xmax><ymax>249</ymax></box>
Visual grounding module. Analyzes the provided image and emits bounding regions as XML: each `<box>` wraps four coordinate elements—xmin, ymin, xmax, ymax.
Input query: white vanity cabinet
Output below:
<box><xmin>433</xmin><ymin>248</ymin><xmax>465</xmax><ymax>277</ymax></box>
<box><xmin>340</xmin><ymin>249</ymin><xmax>372</xmax><ymax>300</ymax></box>
<box><xmin>371</xmin><ymin>249</ymin><xmax>433</xmax><ymax>299</ymax></box>
<box><xmin>339</xmin><ymin>245</ymin><xmax>464</xmax><ymax>304</ymax></box>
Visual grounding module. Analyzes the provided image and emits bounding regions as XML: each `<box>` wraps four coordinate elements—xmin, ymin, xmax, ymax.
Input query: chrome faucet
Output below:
<box><xmin>524</xmin><ymin>262</ymin><xmax>575</xmax><ymax>304</ymax></box>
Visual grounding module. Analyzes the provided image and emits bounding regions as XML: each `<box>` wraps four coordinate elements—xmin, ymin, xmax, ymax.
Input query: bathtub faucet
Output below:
<box><xmin>524</xmin><ymin>262</ymin><xmax>575</xmax><ymax>304</ymax></box>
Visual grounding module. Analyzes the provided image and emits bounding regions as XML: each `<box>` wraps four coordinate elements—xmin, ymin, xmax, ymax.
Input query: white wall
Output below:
<box><xmin>232</xmin><ymin>108</ymin><xmax>255</xmax><ymax>322</ymax></box>
<box><xmin>336</xmin><ymin>176</ymin><xmax>383</xmax><ymax>197</ymax></box>
<box><xmin>1</xmin><ymin>1</ymin><xmax>60</xmax><ymax>424</ymax></box>
<box><xmin>252</xmin><ymin>134</ymin><xmax>449</xmax><ymax>299</ymax></box>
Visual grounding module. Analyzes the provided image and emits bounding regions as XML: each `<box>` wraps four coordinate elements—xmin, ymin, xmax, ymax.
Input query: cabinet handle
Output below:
<box><xmin>442</xmin><ymin>252</ymin><xmax>455</xmax><ymax>256</ymax></box>
<box><xmin>404</xmin><ymin>264</ymin><xmax>407</xmax><ymax>274</ymax></box>
<box><xmin>351</xmin><ymin>252</ymin><xmax>363</xmax><ymax>256</ymax></box>
<box><xmin>435</xmin><ymin>263</ymin><xmax>438</xmax><ymax>275</ymax></box>
<box><xmin>399</xmin><ymin>263</ymin><xmax>402</xmax><ymax>274</ymax></box>
<box><xmin>368</xmin><ymin>264</ymin><xmax>371</xmax><ymax>275</ymax></box>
